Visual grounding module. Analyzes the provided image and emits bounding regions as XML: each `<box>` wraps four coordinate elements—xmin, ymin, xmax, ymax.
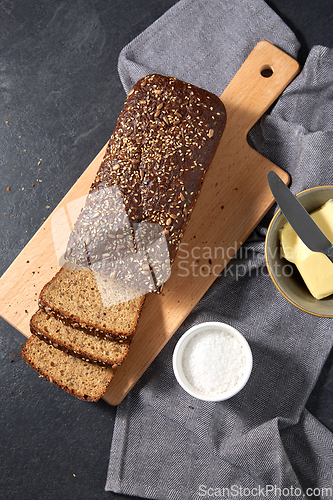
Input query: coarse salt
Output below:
<box><xmin>182</xmin><ymin>329</ymin><xmax>247</xmax><ymax>396</ymax></box>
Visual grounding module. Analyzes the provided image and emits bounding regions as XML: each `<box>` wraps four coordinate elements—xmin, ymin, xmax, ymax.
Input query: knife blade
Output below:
<box><xmin>267</xmin><ymin>171</ymin><xmax>333</xmax><ymax>263</ymax></box>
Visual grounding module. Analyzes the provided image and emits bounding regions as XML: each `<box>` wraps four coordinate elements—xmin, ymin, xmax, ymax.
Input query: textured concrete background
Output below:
<box><xmin>1</xmin><ymin>1</ymin><xmax>332</xmax><ymax>499</ymax></box>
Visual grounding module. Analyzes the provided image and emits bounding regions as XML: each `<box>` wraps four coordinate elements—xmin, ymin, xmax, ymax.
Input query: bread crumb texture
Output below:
<box><xmin>21</xmin><ymin>336</ymin><xmax>115</xmax><ymax>401</ymax></box>
<box><xmin>39</xmin><ymin>268</ymin><xmax>145</xmax><ymax>338</ymax></box>
<box><xmin>31</xmin><ymin>309</ymin><xmax>130</xmax><ymax>365</ymax></box>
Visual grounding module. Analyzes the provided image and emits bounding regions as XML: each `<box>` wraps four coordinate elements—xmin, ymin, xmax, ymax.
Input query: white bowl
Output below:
<box><xmin>172</xmin><ymin>322</ymin><xmax>253</xmax><ymax>401</ymax></box>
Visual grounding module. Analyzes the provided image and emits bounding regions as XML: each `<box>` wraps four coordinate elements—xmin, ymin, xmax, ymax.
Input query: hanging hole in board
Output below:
<box><xmin>260</xmin><ymin>65</ymin><xmax>274</xmax><ymax>78</ymax></box>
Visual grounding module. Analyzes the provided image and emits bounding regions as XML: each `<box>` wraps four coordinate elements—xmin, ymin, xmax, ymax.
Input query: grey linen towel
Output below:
<box><xmin>106</xmin><ymin>0</ymin><xmax>333</xmax><ymax>498</ymax></box>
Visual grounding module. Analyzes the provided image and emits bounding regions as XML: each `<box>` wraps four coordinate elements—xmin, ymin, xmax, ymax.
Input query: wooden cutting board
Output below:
<box><xmin>0</xmin><ymin>41</ymin><xmax>299</xmax><ymax>405</ymax></box>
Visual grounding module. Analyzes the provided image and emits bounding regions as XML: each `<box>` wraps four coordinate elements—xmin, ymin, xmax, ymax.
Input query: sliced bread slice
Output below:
<box><xmin>21</xmin><ymin>335</ymin><xmax>115</xmax><ymax>401</ymax></box>
<box><xmin>30</xmin><ymin>309</ymin><xmax>130</xmax><ymax>366</ymax></box>
<box><xmin>38</xmin><ymin>267</ymin><xmax>145</xmax><ymax>340</ymax></box>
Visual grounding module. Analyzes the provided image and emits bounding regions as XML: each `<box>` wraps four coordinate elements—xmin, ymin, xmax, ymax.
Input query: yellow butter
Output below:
<box><xmin>280</xmin><ymin>199</ymin><xmax>333</xmax><ymax>300</ymax></box>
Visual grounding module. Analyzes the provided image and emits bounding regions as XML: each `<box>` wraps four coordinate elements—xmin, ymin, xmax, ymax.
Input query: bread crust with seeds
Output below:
<box><xmin>30</xmin><ymin>308</ymin><xmax>130</xmax><ymax>366</ymax></box>
<box><xmin>38</xmin><ymin>267</ymin><xmax>145</xmax><ymax>340</ymax></box>
<box><xmin>21</xmin><ymin>336</ymin><xmax>116</xmax><ymax>402</ymax></box>
<box><xmin>89</xmin><ymin>74</ymin><xmax>226</xmax><ymax>265</ymax></box>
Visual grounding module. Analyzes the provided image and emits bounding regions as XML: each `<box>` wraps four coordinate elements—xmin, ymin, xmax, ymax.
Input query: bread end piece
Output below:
<box><xmin>21</xmin><ymin>336</ymin><xmax>115</xmax><ymax>402</ymax></box>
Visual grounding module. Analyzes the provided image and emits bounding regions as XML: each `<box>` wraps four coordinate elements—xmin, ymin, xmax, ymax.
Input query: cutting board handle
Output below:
<box><xmin>220</xmin><ymin>40</ymin><xmax>300</xmax><ymax>136</ymax></box>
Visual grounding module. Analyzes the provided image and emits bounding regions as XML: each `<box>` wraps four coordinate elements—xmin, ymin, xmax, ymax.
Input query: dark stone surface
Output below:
<box><xmin>1</xmin><ymin>1</ymin><xmax>332</xmax><ymax>499</ymax></box>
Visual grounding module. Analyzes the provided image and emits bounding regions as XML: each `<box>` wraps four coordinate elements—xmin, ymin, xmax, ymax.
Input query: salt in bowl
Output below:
<box><xmin>172</xmin><ymin>322</ymin><xmax>253</xmax><ymax>401</ymax></box>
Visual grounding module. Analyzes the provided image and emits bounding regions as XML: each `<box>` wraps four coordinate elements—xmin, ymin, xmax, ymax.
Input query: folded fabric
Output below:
<box><xmin>117</xmin><ymin>0</ymin><xmax>299</xmax><ymax>96</ymax></box>
<box><xmin>106</xmin><ymin>0</ymin><xmax>333</xmax><ymax>498</ymax></box>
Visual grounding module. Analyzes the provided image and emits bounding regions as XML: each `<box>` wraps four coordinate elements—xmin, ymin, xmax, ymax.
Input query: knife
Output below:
<box><xmin>267</xmin><ymin>170</ymin><xmax>333</xmax><ymax>263</ymax></box>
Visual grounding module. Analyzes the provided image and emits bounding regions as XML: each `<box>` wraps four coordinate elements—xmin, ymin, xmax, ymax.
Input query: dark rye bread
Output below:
<box><xmin>65</xmin><ymin>73</ymin><xmax>226</xmax><ymax>276</ymax></box>
<box><xmin>30</xmin><ymin>308</ymin><xmax>130</xmax><ymax>366</ymax></box>
<box><xmin>39</xmin><ymin>267</ymin><xmax>145</xmax><ymax>339</ymax></box>
<box><xmin>39</xmin><ymin>74</ymin><xmax>226</xmax><ymax>338</ymax></box>
<box><xmin>21</xmin><ymin>336</ymin><xmax>115</xmax><ymax>402</ymax></box>
<box><xmin>95</xmin><ymin>74</ymin><xmax>227</xmax><ymax>264</ymax></box>
<box><xmin>64</xmin><ymin>187</ymin><xmax>170</xmax><ymax>295</ymax></box>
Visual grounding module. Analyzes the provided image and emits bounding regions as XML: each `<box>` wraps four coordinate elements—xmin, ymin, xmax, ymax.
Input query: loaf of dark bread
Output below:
<box><xmin>25</xmin><ymin>73</ymin><xmax>227</xmax><ymax>401</ymax></box>
<box><xmin>41</xmin><ymin>73</ymin><xmax>226</xmax><ymax>337</ymax></box>
<box><xmin>65</xmin><ymin>73</ymin><xmax>226</xmax><ymax>283</ymax></box>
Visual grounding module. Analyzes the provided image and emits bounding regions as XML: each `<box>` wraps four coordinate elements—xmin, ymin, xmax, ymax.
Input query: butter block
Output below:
<box><xmin>280</xmin><ymin>199</ymin><xmax>333</xmax><ymax>300</ymax></box>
